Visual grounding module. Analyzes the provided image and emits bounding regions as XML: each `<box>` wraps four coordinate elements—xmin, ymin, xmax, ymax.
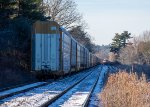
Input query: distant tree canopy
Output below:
<box><xmin>0</xmin><ymin>0</ymin><xmax>98</xmax><ymax>70</ymax></box>
<box><xmin>110</xmin><ymin>31</ymin><xmax>131</xmax><ymax>53</ymax></box>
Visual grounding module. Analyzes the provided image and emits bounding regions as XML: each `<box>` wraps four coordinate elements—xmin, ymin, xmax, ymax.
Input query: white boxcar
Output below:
<box><xmin>61</xmin><ymin>29</ymin><xmax>71</xmax><ymax>73</ymax></box>
<box><xmin>71</xmin><ymin>38</ymin><xmax>77</xmax><ymax>71</ymax></box>
<box><xmin>32</xmin><ymin>21</ymin><xmax>71</xmax><ymax>75</ymax></box>
<box><xmin>32</xmin><ymin>21</ymin><xmax>60</xmax><ymax>72</ymax></box>
<box><xmin>77</xmin><ymin>44</ymin><xmax>80</xmax><ymax>71</ymax></box>
<box><xmin>32</xmin><ymin>21</ymin><xmax>99</xmax><ymax>77</ymax></box>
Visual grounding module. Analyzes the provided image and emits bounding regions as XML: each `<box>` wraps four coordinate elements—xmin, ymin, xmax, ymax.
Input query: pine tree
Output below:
<box><xmin>16</xmin><ymin>0</ymin><xmax>45</xmax><ymax>20</ymax></box>
<box><xmin>0</xmin><ymin>0</ymin><xmax>17</xmax><ymax>28</ymax></box>
<box><xmin>110</xmin><ymin>33</ymin><xmax>122</xmax><ymax>53</ymax></box>
<box><xmin>120</xmin><ymin>31</ymin><xmax>131</xmax><ymax>47</ymax></box>
<box><xmin>110</xmin><ymin>31</ymin><xmax>131</xmax><ymax>53</ymax></box>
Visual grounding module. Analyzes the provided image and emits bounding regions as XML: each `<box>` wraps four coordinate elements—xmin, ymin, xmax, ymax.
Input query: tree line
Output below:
<box><xmin>110</xmin><ymin>30</ymin><xmax>150</xmax><ymax>65</ymax></box>
<box><xmin>0</xmin><ymin>0</ymin><xmax>97</xmax><ymax>70</ymax></box>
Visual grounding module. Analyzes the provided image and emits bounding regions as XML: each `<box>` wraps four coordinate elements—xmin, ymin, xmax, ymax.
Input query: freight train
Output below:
<box><xmin>31</xmin><ymin>21</ymin><xmax>100</xmax><ymax>78</ymax></box>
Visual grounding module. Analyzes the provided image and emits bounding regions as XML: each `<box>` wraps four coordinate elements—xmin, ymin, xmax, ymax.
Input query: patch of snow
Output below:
<box><xmin>0</xmin><ymin>82</ymin><xmax>46</xmax><ymax>98</ymax></box>
<box><xmin>49</xmin><ymin>66</ymin><xmax>101</xmax><ymax>107</ymax></box>
<box><xmin>88</xmin><ymin>65</ymin><xmax>119</xmax><ymax>107</ymax></box>
<box><xmin>0</xmin><ymin>67</ymin><xmax>96</xmax><ymax>107</ymax></box>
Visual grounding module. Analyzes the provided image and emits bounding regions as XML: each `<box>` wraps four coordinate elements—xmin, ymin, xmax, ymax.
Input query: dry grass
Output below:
<box><xmin>100</xmin><ymin>71</ymin><xmax>150</xmax><ymax>107</ymax></box>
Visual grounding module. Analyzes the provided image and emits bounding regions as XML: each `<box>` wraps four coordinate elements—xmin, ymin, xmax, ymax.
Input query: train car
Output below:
<box><xmin>85</xmin><ymin>48</ymin><xmax>89</xmax><ymax>68</ymax></box>
<box><xmin>84</xmin><ymin>48</ymin><xmax>87</xmax><ymax>69</ymax></box>
<box><xmin>32</xmin><ymin>21</ymin><xmax>72</xmax><ymax>76</ymax></box>
<box><xmin>80</xmin><ymin>45</ymin><xmax>84</xmax><ymax>70</ymax></box>
<box><xmin>70</xmin><ymin>38</ymin><xmax>77</xmax><ymax>72</ymax></box>
<box><xmin>87</xmin><ymin>50</ymin><xmax>90</xmax><ymax>68</ymax></box>
<box><xmin>32</xmin><ymin>21</ymin><xmax>100</xmax><ymax>78</ymax></box>
<box><xmin>61</xmin><ymin>28</ymin><xmax>71</xmax><ymax>74</ymax></box>
<box><xmin>90</xmin><ymin>53</ymin><xmax>93</xmax><ymax>67</ymax></box>
<box><xmin>32</xmin><ymin>21</ymin><xmax>60</xmax><ymax>75</ymax></box>
<box><xmin>84</xmin><ymin>48</ymin><xmax>87</xmax><ymax>68</ymax></box>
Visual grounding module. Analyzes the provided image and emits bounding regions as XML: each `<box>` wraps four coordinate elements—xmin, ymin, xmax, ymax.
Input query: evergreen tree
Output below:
<box><xmin>120</xmin><ymin>31</ymin><xmax>131</xmax><ymax>47</ymax></box>
<box><xmin>16</xmin><ymin>0</ymin><xmax>45</xmax><ymax>20</ymax></box>
<box><xmin>110</xmin><ymin>31</ymin><xmax>131</xmax><ymax>53</ymax></box>
<box><xmin>0</xmin><ymin>0</ymin><xmax>17</xmax><ymax>28</ymax></box>
<box><xmin>0</xmin><ymin>0</ymin><xmax>45</xmax><ymax>28</ymax></box>
<box><xmin>110</xmin><ymin>33</ymin><xmax>122</xmax><ymax>53</ymax></box>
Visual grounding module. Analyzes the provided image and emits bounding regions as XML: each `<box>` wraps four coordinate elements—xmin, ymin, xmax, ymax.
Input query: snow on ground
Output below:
<box><xmin>88</xmin><ymin>65</ymin><xmax>119</xmax><ymax>107</ymax></box>
<box><xmin>0</xmin><ymin>82</ymin><xmax>46</xmax><ymax>99</ymax></box>
<box><xmin>0</xmin><ymin>67</ymin><xmax>95</xmax><ymax>107</ymax></box>
<box><xmin>88</xmin><ymin>66</ymin><xmax>108</xmax><ymax>107</ymax></box>
<box><xmin>49</xmin><ymin>66</ymin><xmax>102</xmax><ymax>107</ymax></box>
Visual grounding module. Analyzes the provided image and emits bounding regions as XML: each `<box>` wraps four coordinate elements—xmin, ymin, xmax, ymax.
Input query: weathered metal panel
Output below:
<box><xmin>90</xmin><ymin>53</ymin><xmax>92</xmax><ymax>67</ymax></box>
<box><xmin>85</xmin><ymin>49</ymin><xmax>88</xmax><ymax>68</ymax></box>
<box><xmin>32</xmin><ymin>21</ymin><xmax>61</xmax><ymax>73</ymax></box>
<box><xmin>50</xmin><ymin>34</ymin><xmax>60</xmax><ymax>71</ymax></box>
<box><xmin>77</xmin><ymin>44</ymin><xmax>80</xmax><ymax>70</ymax></box>
<box><xmin>31</xmin><ymin>34</ymin><xmax>36</xmax><ymax>70</ymax></box>
<box><xmin>71</xmin><ymin>39</ymin><xmax>77</xmax><ymax>67</ymax></box>
<box><xmin>62</xmin><ymin>32</ymin><xmax>71</xmax><ymax>73</ymax></box>
<box><xmin>33</xmin><ymin>34</ymin><xmax>42</xmax><ymax>70</ymax></box>
<box><xmin>41</xmin><ymin>34</ymin><xmax>51</xmax><ymax>70</ymax></box>
<box><xmin>80</xmin><ymin>46</ymin><xmax>84</xmax><ymax>69</ymax></box>
<box><xmin>32</xmin><ymin>33</ymin><xmax>60</xmax><ymax>71</ymax></box>
<box><xmin>83</xmin><ymin>48</ymin><xmax>87</xmax><ymax>68</ymax></box>
<box><xmin>87</xmin><ymin>50</ymin><xmax>89</xmax><ymax>67</ymax></box>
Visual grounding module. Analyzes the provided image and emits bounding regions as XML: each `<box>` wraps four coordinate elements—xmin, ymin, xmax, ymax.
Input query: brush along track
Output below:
<box><xmin>0</xmin><ymin>66</ymin><xmax>98</xmax><ymax>107</ymax></box>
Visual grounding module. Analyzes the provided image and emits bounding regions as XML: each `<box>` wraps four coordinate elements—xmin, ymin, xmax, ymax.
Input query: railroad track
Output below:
<box><xmin>48</xmin><ymin>66</ymin><xmax>103</xmax><ymax>107</ymax></box>
<box><xmin>0</xmin><ymin>66</ymin><xmax>99</xmax><ymax>107</ymax></box>
<box><xmin>0</xmin><ymin>82</ymin><xmax>51</xmax><ymax>100</ymax></box>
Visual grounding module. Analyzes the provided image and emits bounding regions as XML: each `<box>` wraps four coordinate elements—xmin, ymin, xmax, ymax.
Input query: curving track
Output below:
<box><xmin>48</xmin><ymin>66</ymin><xmax>104</xmax><ymax>107</ymax></box>
<box><xmin>0</xmin><ymin>66</ymin><xmax>99</xmax><ymax>107</ymax></box>
<box><xmin>0</xmin><ymin>65</ymin><xmax>115</xmax><ymax>107</ymax></box>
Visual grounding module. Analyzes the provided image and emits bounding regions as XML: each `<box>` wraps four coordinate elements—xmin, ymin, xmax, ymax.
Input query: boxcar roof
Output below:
<box><xmin>32</xmin><ymin>21</ymin><xmax>60</xmax><ymax>34</ymax></box>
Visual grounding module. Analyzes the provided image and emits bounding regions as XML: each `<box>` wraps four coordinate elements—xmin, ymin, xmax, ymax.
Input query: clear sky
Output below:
<box><xmin>75</xmin><ymin>0</ymin><xmax>150</xmax><ymax>45</ymax></box>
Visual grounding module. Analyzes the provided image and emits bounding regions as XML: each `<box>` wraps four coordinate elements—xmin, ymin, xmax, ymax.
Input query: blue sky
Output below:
<box><xmin>75</xmin><ymin>0</ymin><xmax>150</xmax><ymax>45</ymax></box>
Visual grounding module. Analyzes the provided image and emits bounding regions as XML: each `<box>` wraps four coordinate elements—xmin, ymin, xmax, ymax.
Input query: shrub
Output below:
<box><xmin>100</xmin><ymin>71</ymin><xmax>150</xmax><ymax>107</ymax></box>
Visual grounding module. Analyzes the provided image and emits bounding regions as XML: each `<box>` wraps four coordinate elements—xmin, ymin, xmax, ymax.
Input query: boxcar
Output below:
<box><xmin>61</xmin><ymin>28</ymin><xmax>71</xmax><ymax>73</ymax></box>
<box><xmin>83</xmin><ymin>47</ymin><xmax>86</xmax><ymax>69</ymax></box>
<box><xmin>32</xmin><ymin>21</ymin><xmax>60</xmax><ymax>73</ymax></box>
<box><xmin>32</xmin><ymin>21</ymin><xmax>72</xmax><ymax>76</ymax></box>
<box><xmin>77</xmin><ymin>44</ymin><xmax>81</xmax><ymax>71</ymax></box>
<box><xmin>32</xmin><ymin>21</ymin><xmax>100</xmax><ymax>77</ymax></box>
<box><xmin>71</xmin><ymin>38</ymin><xmax>77</xmax><ymax>72</ymax></box>
<box><xmin>80</xmin><ymin>45</ymin><xmax>84</xmax><ymax>70</ymax></box>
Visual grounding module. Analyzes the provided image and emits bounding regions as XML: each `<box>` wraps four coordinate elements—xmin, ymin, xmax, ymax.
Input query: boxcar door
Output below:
<box><xmin>32</xmin><ymin>34</ymin><xmax>42</xmax><ymax>70</ymax></box>
<box><xmin>50</xmin><ymin>33</ymin><xmax>60</xmax><ymax>71</ymax></box>
<box><xmin>62</xmin><ymin>32</ymin><xmax>71</xmax><ymax>73</ymax></box>
<box><xmin>41</xmin><ymin>34</ymin><xmax>51</xmax><ymax>70</ymax></box>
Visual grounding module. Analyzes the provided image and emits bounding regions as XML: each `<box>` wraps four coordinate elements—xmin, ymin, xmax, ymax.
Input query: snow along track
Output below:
<box><xmin>88</xmin><ymin>66</ymin><xmax>109</xmax><ymax>107</ymax></box>
<box><xmin>88</xmin><ymin>65</ymin><xmax>119</xmax><ymax>107</ymax></box>
<box><xmin>0</xmin><ymin>66</ymin><xmax>98</xmax><ymax>107</ymax></box>
<box><xmin>48</xmin><ymin>66</ymin><xmax>103</xmax><ymax>107</ymax></box>
<box><xmin>0</xmin><ymin>82</ymin><xmax>48</xmax><ymax>100</ymax></box>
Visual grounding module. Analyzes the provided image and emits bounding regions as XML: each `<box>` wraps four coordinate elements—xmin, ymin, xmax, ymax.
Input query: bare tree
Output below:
<box><xmin>119</xmin><ymin>31</ymin><xmax>150</xmax><ymax>65</ymax></box>
<box><xmin>119</xmin><ymin>45</ymin><xmax>138</xmax><ymax>64</ymax></box>
<box><xmin>138</xmin><ymin>31</ymin><xmax>150</xmax><ymax>64</ymax></box>
<box><xmin>43</xmin><ymin>0</ymin><xmax>82</xmax><ymax>29</ymax></box>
